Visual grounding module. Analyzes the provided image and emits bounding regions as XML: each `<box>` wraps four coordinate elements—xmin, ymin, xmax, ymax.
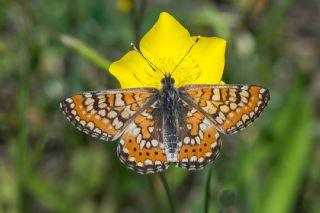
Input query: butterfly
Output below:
<box><xmin>60</xmin><ymin>38</ymin><xmax>270</xmax><ymax>174</ymax></box>
<box><xmin>60</xmin><ymin>77</ymin><xmax>269</xmax><ymax>174</ymax></box>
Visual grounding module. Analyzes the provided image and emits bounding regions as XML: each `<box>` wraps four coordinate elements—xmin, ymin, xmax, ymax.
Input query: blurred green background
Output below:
<box><xmin>0</xmin><ymin>0</ymin><xmax>319</xmax><ymax>212</ymax></box>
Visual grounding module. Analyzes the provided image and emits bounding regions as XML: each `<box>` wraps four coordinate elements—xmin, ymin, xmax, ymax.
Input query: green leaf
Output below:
<box><xmin>60</xmin><ymin>34</ymin><xmax>111</xmax><ymax>70</ymax></box>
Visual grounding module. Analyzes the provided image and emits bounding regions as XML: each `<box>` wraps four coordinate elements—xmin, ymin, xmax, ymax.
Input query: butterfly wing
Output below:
<box><xmin>179</xmin><ymin>85</ymin><xmax>270</xmax><ymax>134</ymax></box>
<box><xmin>117</xmin><ymin>100</ymin><xmax>169</xmax><ymax>174</ymax></box>
<box><xmin>174</xmin><ymin>100</ymin><xmax>221</xmax><ymax>170</ymax></box>
<box><xmin>60</xmin><ymin>88</ymin><xmax>158</xmax><ymax>141</ymax></box>
<box><xmin>174</xmin><ymin>84</ymin><xmax>269</xmax><ymax>170</ymax></box>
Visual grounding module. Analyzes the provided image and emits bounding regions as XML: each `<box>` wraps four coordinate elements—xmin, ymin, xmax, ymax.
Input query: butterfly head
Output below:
<box><xmin>161</xmin><ymin>73</ymin><xmax>175</xmax><ymax>88</ymax></box>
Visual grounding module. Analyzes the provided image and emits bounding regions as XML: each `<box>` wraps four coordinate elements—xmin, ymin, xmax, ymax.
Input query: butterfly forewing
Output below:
<box><xmin>60</xmin><ymin>88</ymin><xmax>158</xmax><ymax>141</ymax></box>
<box><xmin>179</xmin><ymin>85</ymin><xmax>270</xmax><ymax>135</ymax></box>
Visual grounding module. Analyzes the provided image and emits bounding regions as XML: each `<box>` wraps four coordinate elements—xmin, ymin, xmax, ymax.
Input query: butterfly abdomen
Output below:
<box><xmin>161</xmin><ymin>87</ymin><xmax>180</xmax><ymax>161</ymax></box>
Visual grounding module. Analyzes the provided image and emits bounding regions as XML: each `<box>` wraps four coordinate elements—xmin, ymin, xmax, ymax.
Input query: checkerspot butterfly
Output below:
<box><xmin>60</xmin><ymin>38</ymin><xmax>270</xmax><ymax>174</ymax></box>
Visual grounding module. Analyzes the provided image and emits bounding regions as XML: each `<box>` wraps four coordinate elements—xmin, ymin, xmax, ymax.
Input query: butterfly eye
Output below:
<box><xmin>161</xmin><ymin>78</ymin><xmax>166</xmax><ymax>84</ymax></box>
<box><xmin>170</xmin><ymin>78</ymin><xmax>175</xmax><ymax>84</ymax></box>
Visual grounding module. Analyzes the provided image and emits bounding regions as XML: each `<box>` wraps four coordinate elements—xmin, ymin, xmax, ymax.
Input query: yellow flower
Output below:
<box><xmin>109</xmin><ymin>12</ymin><xmax>226</xmax><ymax>88</ymax></box>
<box><xmin>115</xmin><ymin>0</ymin><xmax>133</xmax><ymax>13</ymax></box>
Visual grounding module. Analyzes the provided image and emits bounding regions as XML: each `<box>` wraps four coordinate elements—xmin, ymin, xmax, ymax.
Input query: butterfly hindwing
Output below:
<box><xmin>175</xmin><ymin>100</ymin><xmax>221</xmax><ymax>170</ymax></box>
<box><xmin>60</xmin><ymin>88</ymin><xmax>157</xmax><ymax>141</ymax></box>
<box><xmin>117</xmin><ymin>100</ymin><xmax>169</xmax><ymax>174</ymax></box>
<box><xmin>180</xmin><ymin>85</ymin><xmax>270</xmax><ymax>134</ymax></box>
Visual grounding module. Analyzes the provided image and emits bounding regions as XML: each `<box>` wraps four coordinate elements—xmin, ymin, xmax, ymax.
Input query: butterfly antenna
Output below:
<box><xmin>170</xmin><ymin>35</ymin><xmax>200</xmax><ymax>76</ymax></box>
<box><xmin>130</xmin><ymin>43</ymin><xmax>165</xmax><ymax>76</ymax></box>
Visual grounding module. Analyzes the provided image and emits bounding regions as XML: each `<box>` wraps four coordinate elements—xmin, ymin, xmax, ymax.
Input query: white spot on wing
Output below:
<box><xmin>187</xmin><ymin>124</ymin><xmax>192</xmax><ymax>130</ymax></box>
<box><xmin>240</xmin><ymin>90</ymin><xmax>249</xmax><ymax>97</ymax></box>
<box><xmin>151</xmin><ymin>139</ymin><xmax>158</xmax><ymax>147</ymax></box>
<box><xmin>155</xmin><ymin>160</ymin><xmax>162</xmax><ymax>165</ymax></box>
<box><xmin>230</xmin><ymin>103</ymin><xmax>237</xmax><ymax>110</ymax></box>
<box><xmin>94</xmin><ymin>128</ymin><xmax>101</xmax><ymax>134</ymax></box>
<box><xmin>144</xmin><ymin>159</ymin><xmax>152</xmax><ymax>165</ymax></box>
<box><xmin>220</xmin><ymin>105</ymin><xmax>229</xmax><ymax>113</ymax></box>
<box><xmin>85</xmin><ymin>98</ymin><xmax>94</xmax><ymax>105</ymax></box>
<box><xmin>115</xmin><ymin>94</ymin><xmax>125</xmax><ymax>106</ymax></box>
<box><xmin>184</xmin><ymin>137</ymin><xmax>190</xmax><ymax>144</ymax></box>
<box><xmin>198</xmin><ymin>130</ymin><xmax>203</xmax><ymax>139</ymax></box>
<box><xmin>146</xmin><ymin>142</ymin><xmax>151</xmax><ymax>148</ymax></box>
<box><xmin>140</xmin><ymin>140</ymin><xmax>146</xmax><ymax>149</ymax></box>
<box><xmin>87</xmin><ymin>122</ymin><xmax>94</xmax><ymax>130</ymax></box>
<box><xmin>148</xmin><ymin>126</ymin><xmax>154</xmax><ymax>133</ymax></box>
<box><xmin>128</xmin><ymin>157</ymin><xmax>135</xmax><ymax>162</ymax></box>
<box><xmin>242</xmin><ymin>114</ymin><xmax>249</xmax><ymax>122</ymax></box>
<box><xmin>108</xmin><ymin>111</ymin><xmax>117</xmax><ymax>119</ymax></box>
<box><xmin>195</xmin><ymin>136</ymin><xmax>200</xmax><ymax>144</ymax></box>
<box><xmin>215</xmin><ymin>116</ymin><xmax>223</xmax><ymax>125</ymax></box>
<box><xmin>112</xmin><ymin>118</ymin><xmax>123</xmax><ymax>130</ymax></box>
<box><xmin>212</xmin><ymin>89</ymin><xmax>220</xmax><ymax>101</ymax></box>
<box><xmin>66</xmin><ymin>98</ymin><xmax>73</xmax><ymax>103</ymax></box>
<box><xmin>190</xmin><ymin>156</ymin><xmax>197</xmax><ymax>162</ymax></box>
<box><xmin>80</xmin><ymin>120</ymin><xmax>86</xmax><ymax>126</ymax></box>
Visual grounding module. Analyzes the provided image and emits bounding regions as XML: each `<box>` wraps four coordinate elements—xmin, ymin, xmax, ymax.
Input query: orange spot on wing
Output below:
<box><xmin>199</xmin><ymin>100</ymin><xmax>207</xmax><ymax>107</ymax></box>
<box><xmin>135</xmin><ymin>93</ymin><xmax>152</xmax><ymax>99</ymax></box>
<box><xmin>221</xmin><ymin>88</ymin><xmax>228</xmax><ymax>101</ymax></box>
<box><xmin>124</xmin><ymin>93</ymin><xmax>136</xmax><ymax>104</ymax></box>
<box><xmin>72</xmin><ymin>95</ymin><xmax>117</xmax><ymax>135</ymax></box>
<box><xmin>135</xmin><ymin>114</ymin><xmax>146</xmax><ymax>123</ymax></box>
<box><xmin>186</xmin><ymin>112</ymin><xmax>204</xmax><ymax>136</ymax></box>
<box><xmin>201</xmin><ymin>89</ymin><xmax>212</xmax><ymax>99</ymax></box>
<box><xmin>140</xmin><ymin>119</ymin><xmax>154</xmax><ymax>139</ymax></box>
<box><xmin>107</xmin><ymin>94</ymin><xmax>115</xmax><ymax>107</ymax></box>
<box><xmin>178</xmin><ymin>127</ymin><xmax>218</xmax><ymax>160</ymax></box>
<box><xmin>130</xmin><ymin>103</ymin><xmax>139</xmax><ymax>111</ymax></box>
<box><xmin>122</xmin><ymin>132</ymin><xmax>166</xmax><ymax>163</ymax></box>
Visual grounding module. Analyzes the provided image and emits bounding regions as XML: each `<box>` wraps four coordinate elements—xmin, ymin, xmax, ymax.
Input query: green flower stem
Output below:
<box><xmin>17</xmin><ymin>68</ymin><xmax>28</xmax><ymax>211</ymax></box>
<box><xmin>159</xmin><ymin>173</ymin><xmax>176</xmax><ymax>213</ymax></box>
<box><xmin>60</xmin><ymin>34</ymin><xmax>111</xmax><ymax>70</ymax></box>
<box><xmin>204</xmin><ymin>166</ymin><xmax>213</xmax><ymax>213</ymax></box>
<box><xmin>131</xmin><ymin>0</ymin><xmax>147</xmax><ymax>43</ymax></box>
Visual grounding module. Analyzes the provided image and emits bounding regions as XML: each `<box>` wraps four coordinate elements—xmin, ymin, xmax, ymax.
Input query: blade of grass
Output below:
<box><xmin>17</xmin><ymin>73</ymin><xmax>28</xmax><ymax>211</ymax></box>
<box><xmin>60</xmin><ymin>34</ymin><xmax>111</xmax><ymax>70</ymax></box>
<box><xmin>260</xmin><ymin>89</ymin><xmax>314</xmax><ymax>213</ymax></box>
<box><xmin>204</xmin><ymin>166</ymin><xmax>213</xmax><ymax>213</ymax></box>
<box><xmin>159</xmin><ymin>173</ymin><xmax>176</xmax><ymax>213</ymax></box>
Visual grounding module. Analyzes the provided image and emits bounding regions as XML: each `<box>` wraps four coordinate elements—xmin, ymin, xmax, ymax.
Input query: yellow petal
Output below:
<box><xmin>140</xmin><ymin>12</ymin><xmax>191</xmax><ymax>67</ymax></box>
<box><xmin>109</xmin><ymin>50</ymin><xmax>162</xmax><ymax>88</ymax></box>
<box><xmin>172</xmin><ymin>36</ymin><xmax>226</xmax><ymax>87</ymax></box>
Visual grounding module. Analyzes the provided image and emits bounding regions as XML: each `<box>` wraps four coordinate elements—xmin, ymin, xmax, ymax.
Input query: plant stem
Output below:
<box><xmin>131</xmin><ymin>0</ymin><xmax>147</xmax><ymax>44</ymax></box>
<box><xmin>204</xmin><ymin>166</ymin><xmax>213</xmax><ymax>213</ymax></box>
<box><xmin>159</xmin><ymin>173</ymin><xmax>176</xmax><ymax>213</ymax></box>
